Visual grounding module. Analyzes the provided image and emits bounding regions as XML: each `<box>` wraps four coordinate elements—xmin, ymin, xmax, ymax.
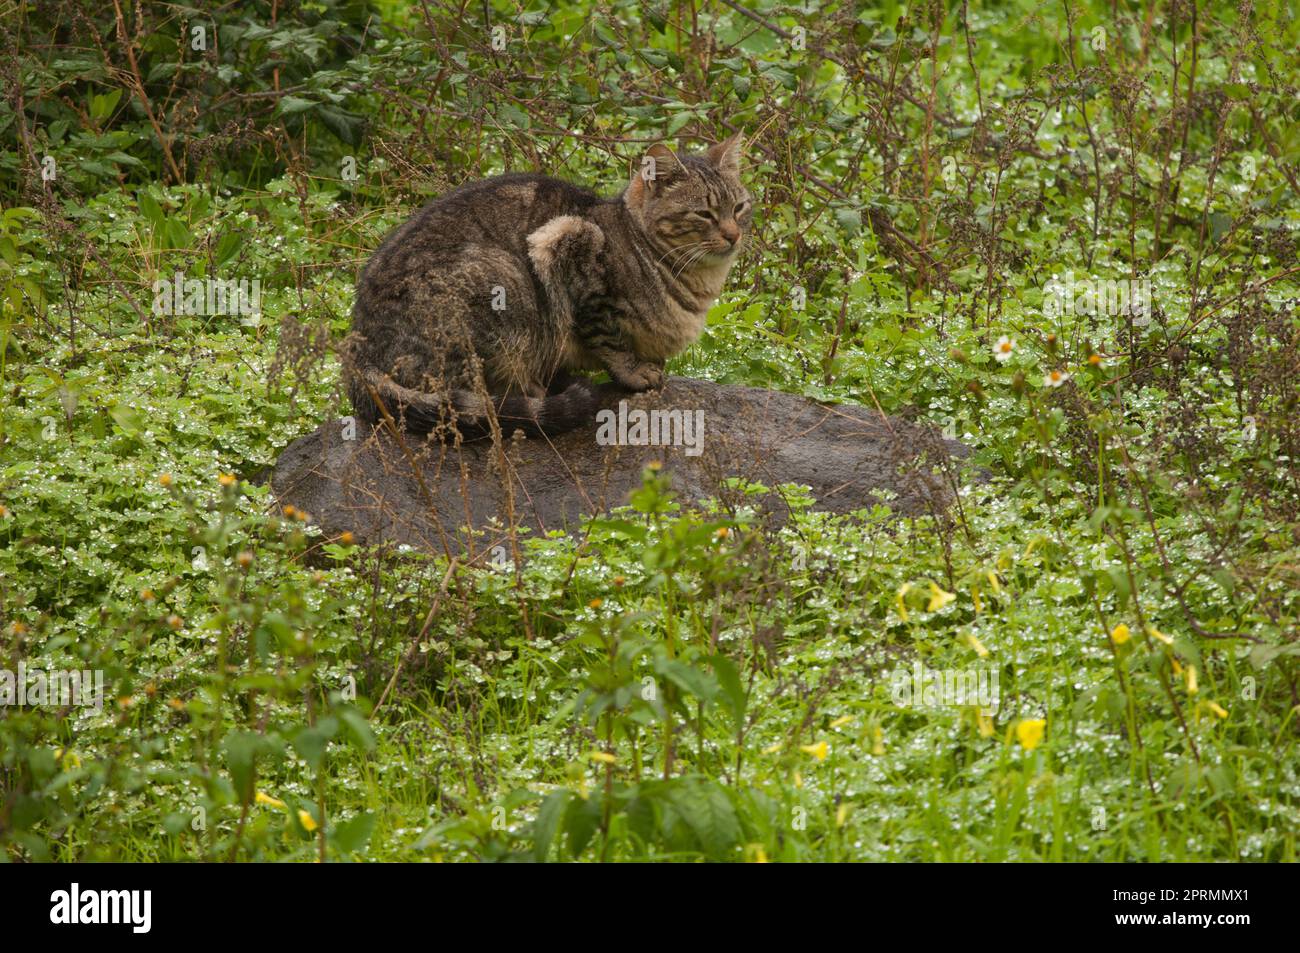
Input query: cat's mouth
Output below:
<box><xmin>703</xmin><ymin>242</ymin><xmax>740</xmax><ymax>262</ymax></box>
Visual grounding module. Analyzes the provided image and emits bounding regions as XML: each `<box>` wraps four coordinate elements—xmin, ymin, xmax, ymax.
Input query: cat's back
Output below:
<box><xmin>368</xmin><ymin>172</ymin><xmax>604</xmax><ymax>269</ymax></box>
<box><xmin>435</xmin><ymin>171</ymin><xmax>601</xmax><ymax>223</ymax></box>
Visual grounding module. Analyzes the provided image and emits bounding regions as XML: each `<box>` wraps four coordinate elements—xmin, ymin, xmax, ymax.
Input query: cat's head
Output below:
<box><xmin>624</xmin><ymin>133</ymin><xmax>752</xmax><ymax>267</ymax></box>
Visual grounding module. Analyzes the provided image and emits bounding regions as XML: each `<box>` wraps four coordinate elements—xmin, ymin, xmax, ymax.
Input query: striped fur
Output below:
<box><xmin>343</xmin><ymin>135</ymin><xmax>752</xmax><ymax>440</ymax></box>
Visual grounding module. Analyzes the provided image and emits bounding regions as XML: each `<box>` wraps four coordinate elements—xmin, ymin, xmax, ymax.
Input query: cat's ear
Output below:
<box><xmin>706</xmin><ymin>132</ymin><xmax>743</xmax><ymax>175</ymax></box>
<box><xmin>642</xmin><ymin>143</ymin><xmax>685</xmax><ymax>188</ymax></box>
<box><xmin>627</xmin><ymin>143</ymin><xmax>685</xmax><ymax>207</ymax></box>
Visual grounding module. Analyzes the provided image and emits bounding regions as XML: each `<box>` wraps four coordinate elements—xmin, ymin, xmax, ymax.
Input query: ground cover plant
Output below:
<box><xmin>1</xmin><ymin>0</ymin><xmax>1298</xmax><ymax>862</ymax></box>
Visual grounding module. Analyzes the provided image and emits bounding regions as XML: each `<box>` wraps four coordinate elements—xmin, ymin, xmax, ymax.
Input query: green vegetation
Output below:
<box><xmin>1</xmin><ymin>0</ymin><xmax>1298</xmax><ymax>861</ymax></box>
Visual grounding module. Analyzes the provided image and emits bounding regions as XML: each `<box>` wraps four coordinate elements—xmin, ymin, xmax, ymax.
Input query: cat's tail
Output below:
<box><xmin>349</xmin><ymin>368</ymin><xmax>600</xmax><ymax>439</ymax></box>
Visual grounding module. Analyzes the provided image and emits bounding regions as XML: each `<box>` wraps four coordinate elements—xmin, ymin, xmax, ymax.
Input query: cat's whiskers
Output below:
<box><xmin>670</xmin><ymin>246</ymin><xmax>711</xmax><ymax>282</ymax></box>
<box><xmin>656</xmin><ymin>241</ymin><xmax>707</xmax><ymax>269</ymax></box>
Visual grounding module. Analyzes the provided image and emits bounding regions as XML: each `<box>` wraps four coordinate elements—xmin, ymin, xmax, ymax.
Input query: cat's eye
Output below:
<box><xmin>694</xmin><ymin>209</ymin><xmax>718</xmax><ymax>223</ymax></box>
<box><xmin>734</xmin><ymin>200</ymin><xmax>750</xmax><ymax>215</ymax></box>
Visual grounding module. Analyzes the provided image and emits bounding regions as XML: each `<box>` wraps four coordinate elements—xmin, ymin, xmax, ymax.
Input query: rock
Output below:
<box><xmin>271</xmin><ymin>377</ymin><xmax>973</xmax><ymax>554</ymax></box>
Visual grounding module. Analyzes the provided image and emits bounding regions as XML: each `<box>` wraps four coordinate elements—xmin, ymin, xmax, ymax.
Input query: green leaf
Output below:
<box><xmin>654</xmin><ymin>658</ymin><xmax>718</xmax><ymax>702</ymax></box>
<box><xmin>316</xmin><ymin>105</ymin><xmax>366</xmax><ymax>146</ymax></box>
<box><xmin>564</xmin><ymin>792</ymin><xmax>602</xmax><ymax>858</ymax></box>
<box><xmin>338</xmin><ymin>708</ymin><xmax>376</xmax><ymax>753</ymax></box>
<box><xmin>496</xmin><ymin>102</ymin><xmax>531</xmax><ymax>130</ymax></box>
<box><xmin>108</xmin><ymin>402</ymin><xmax>144</xmax><ymax>436</ymax></box>
<box><xmin>666</xmin><ymin>111</ymin><xmax>693</xmax><ymax>136</ymax></box>
<box><xmin>89</xmin><ymin>88</ymin><xmax>123</xmax><ymax>121</ymax></box>
<box><xmin>277</xmin><ymin>95</ymin><xmax>316</xmax><ymax>116</ymax></box>
<box><xmin>214</xmin><ymin>231</ymin><xmax>244</xmax><ymax>268</ymax></box>
<box><xmin>759</xmin><ymin>64</ymin><xmax>797</xmax><ymax>90</ymax></box>
<box><xmin>834</xmin><ymin>207</ymin><xmax>862</xmax><ymax>235</ymax></box>
<box><xmin>331</xmin><ymin>812</ymin><xmax>376</xmax><ymax>854</ymax></box>
<box><xmin>1208</xmin><ymin>212</ymin><xmax>1233</xmax><ymax>243</ymax></box>
<box><xmin>532</xmin><ymin>790</ymin><xmax>571</xmax><ymax>862</ymax></box>
<box><xmin>292</xmin><ymin>717</ymin><xmax>338</xmax><ymax>771</ymax></box>
<box><xmin>710</xmin><ymin>654</ymin><xmax>746</xmax><ymax>729</ymax></box>
<box><xmin>137</xmin><ymin>191</ymin><xmax>164</xmax><ymax>225</ymax></box>
<box><xmin>663</xmin><ymin>780</ymin><xmax>741</xmax><ymax>859</ymax></box>
<box><xmin>223</xmin><ymin>731</ymin><xmax>261</xmax><ymax>802</ymax></box>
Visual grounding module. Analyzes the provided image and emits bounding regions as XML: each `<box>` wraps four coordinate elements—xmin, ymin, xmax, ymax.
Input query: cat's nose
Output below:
<box><xmin>720</xmin><ymin>223</ymin><xmax>740</xmax><ymax>245</ymax></box>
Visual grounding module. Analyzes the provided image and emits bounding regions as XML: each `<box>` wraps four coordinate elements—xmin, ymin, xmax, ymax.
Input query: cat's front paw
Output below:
<box><xmin>617</xmin><ymin>362</ymin><xmax>664</xmax><ymax>392</ymax></box>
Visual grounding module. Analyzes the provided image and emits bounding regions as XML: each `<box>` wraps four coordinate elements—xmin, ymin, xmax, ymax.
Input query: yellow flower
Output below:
<box><xmin>976</xmin><ymin>709</ymin><xmax>994</xmax><ymax>738</ymax></box>
<box><xmin>588</xmin><ymin>598</ymin><xmax>603</xmax><ymax>609</ymax></box>
<box><xmin>1185</xmin><ymin>665</ymin><xmax>1198</xmax><ymax>694</ymax></box>
<box><xmin>895</xmin><ymin>583</ymin><xmax>911</xmax><ymax>622</ymax></box>
<box><xmin>297</xmin><ymin>809</ymin><xmax>318</xmax><ymax>832</ymax></box>
<box><xmin>986</xmin><ymin>570</ymin><xmax>1002</xmax><ymax>594</ymax></box>
<box><xmin>1206</xmin><ymin>701</ymin><xmax>1228</xmax><ymax>719</ymax></box>
<box><xmin>964</xmin><ymin>632</ymin><xmax>989</xmax><ymax>658</ymax></box>
<box><xmin>800</xmin><ymin>741</ymin><xmax>829</xmax><ymax>761</ymax></box>
<box><xmin>588</xmin><ymin>751</ymin><xmax>616</xmax><ymax>765</ymax></box>
<box><xmin>745</xmin><ymin>843</ymin><xmax>769</xmax><ymax>863</ymax></box>
<box><xmin>829</xmin><ymin>715</ymin><xmax>853</xmax><ymax>729</ymax></box>
<box><xmin>870</xmin><ymin>725</ymin><xmax>885</xmax><ymax>755</ymax></box>
<box><xmin>1110</xmin><ymin>623</ymin><xmax>1131</xmax><ymax>645</ymax></box>
<box><xmin>836</xmin><ymin>804</ymin><xmax>850</xmax><ymax>827</ymax></box>
<box><xmin>255</xmin><ymin>791</ymin><xmax>286</xmax><ymax>809</ymax></box>
<box><xmin>218</xmin><ymin>472</ymin><xmax>237</xmax><ymax>487</ymax></box>
<box><xmin>1016</xmin><ymin>719</ymin><xmax>1046</xmax><ymax>751</ymax></box>
<box><xmin>158</xmin><ymin>473</ymin><xmax>173</xmax><ymax>487</ymax></box>
<box><xmin>1147</xmin><ymin>625</ymin><xmax>1173</xmax><ymax>645</ymax></box>
<box><xmin>972</xmin><ymin>586</ymin><xmax>983</xmax><ymax>614</ymax></box>
<box><xmin>927</xmin><ymin>582</ymin><xmax>956</xmax><ymax>612</ymax></box>
<box><xmin>761</xmin><ymin>741</ymin><xmax>783</xmax><ymax>754</ymax></box>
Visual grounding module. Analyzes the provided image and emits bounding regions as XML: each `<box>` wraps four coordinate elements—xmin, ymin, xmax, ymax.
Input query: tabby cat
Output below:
<box><xmin>343</xmin><ymin>134</ymin><xmax>751</xmax><ymax>439</ymax></box>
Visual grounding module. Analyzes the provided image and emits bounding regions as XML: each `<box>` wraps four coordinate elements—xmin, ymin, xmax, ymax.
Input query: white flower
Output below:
<box><xmin>993</xmin><ymin>336</ymin><xmax>1015</xmax><ymax>362</ymax></box>
<box><xmin>1044</xmin><ymin>369</ymin><xmax>1070</xmax><ymax>388</ymax></box>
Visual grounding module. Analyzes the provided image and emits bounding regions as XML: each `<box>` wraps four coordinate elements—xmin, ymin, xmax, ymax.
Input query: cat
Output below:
<box><xmin>342</xmin><ymin>133</ymin><xmax>751</xmax><ymax>439</ymax></box>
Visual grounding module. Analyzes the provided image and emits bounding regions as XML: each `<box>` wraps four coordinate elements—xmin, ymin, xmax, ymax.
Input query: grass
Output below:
<box><xmin>2</xmin><ymin>0</ymin><xmax>1298</xmax><ymax>862</ymax></box>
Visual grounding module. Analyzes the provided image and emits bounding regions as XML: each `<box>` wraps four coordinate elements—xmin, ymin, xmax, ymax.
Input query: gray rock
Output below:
<box><xmin>271</xmin><ymin>377</ymin><xmax>972</xmax><ymax>554</ymax></box>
